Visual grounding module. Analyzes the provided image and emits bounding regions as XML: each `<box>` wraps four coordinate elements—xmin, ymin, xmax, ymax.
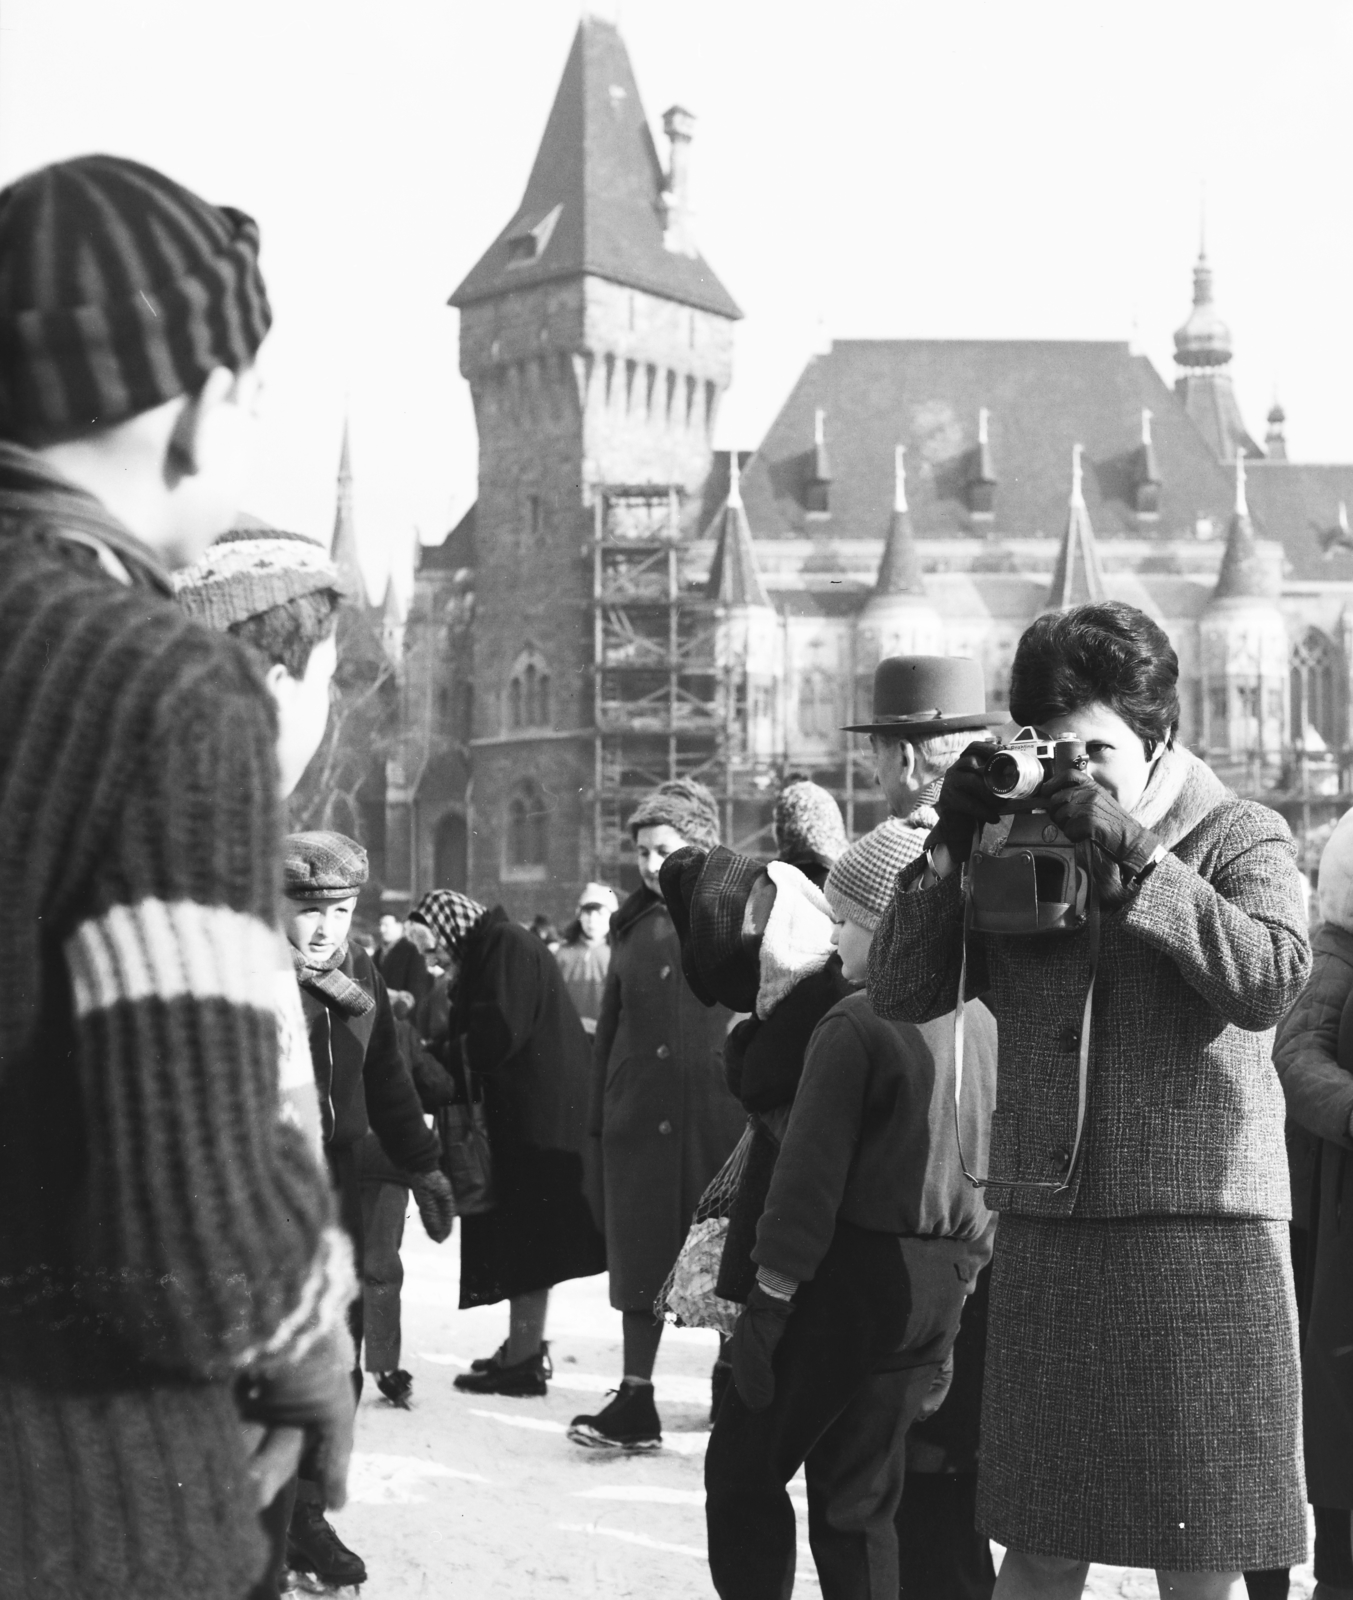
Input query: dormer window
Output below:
<box><xmin>505</xmin><ymin>203</ymin><xmax>563</xmax><ymax>268</ymax></box>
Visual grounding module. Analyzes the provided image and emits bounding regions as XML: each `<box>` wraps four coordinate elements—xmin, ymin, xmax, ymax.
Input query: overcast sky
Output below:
<box><xmin>3</xmin><ymin>0</ymin><xmax>1350</xmax><ymax>600</ymax></box>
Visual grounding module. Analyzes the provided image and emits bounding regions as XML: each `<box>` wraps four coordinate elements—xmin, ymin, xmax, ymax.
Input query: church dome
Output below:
<box><xmin>1174</xmin><ymin>251</ymin><xmax>1232</xmax><ymax>369</ymax></box>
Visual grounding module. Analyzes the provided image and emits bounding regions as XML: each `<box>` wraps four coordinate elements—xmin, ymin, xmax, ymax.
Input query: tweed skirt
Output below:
<box><xmin>978</xmin><ymin>1214</ymin><xmax>1306</xmax><ymax>1571</ymax></box>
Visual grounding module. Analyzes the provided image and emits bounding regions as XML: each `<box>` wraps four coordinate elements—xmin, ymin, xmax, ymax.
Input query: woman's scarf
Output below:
<box><xmin>1130</xmin><ymin>741</ymin><xmax>1228</xmax><ymax>848</ymax></box>
<box><xmin>411</xmin><ymin>888</ymin><xmax>490</xmax><ymax>960</ymax></box>
<box><xmin>290</xmin><ymin>942</ymin><xmax>375</xmax><ymax>1017</ymax></box>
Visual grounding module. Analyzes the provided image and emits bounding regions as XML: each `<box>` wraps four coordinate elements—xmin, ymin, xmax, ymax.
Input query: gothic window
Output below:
<box><xmin>506</xmin><ymin>648</ymin><xmax>552</xmax><ymax>732</ymax></box>
<box><xmin>506</xmin><ymin>779</ymin><xmax>548</xmax><ymax>871</ymax></box>
<box><xmin>1291</xmin><ymin>629</ymin><xmax>1344</xmax><ymax>751</ymax></box>
<box><xmin>798</xmin><ymin>671</ymin><xmax>836</xmax><ymax>738</ymax></box>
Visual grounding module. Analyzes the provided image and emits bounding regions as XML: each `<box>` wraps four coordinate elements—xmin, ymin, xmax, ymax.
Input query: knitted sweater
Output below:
<box><xmin>0</xmin><ymin>445</ymin><xmax>351</xmax><ymax>1600</ymax></box>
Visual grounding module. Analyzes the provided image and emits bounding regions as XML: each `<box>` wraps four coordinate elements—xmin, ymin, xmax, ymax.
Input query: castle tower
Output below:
<box><xmin>1173</xmin><ymin>239</ymin><xmax>1258</xmax><ymax>463</ymax></box>
<box><xmin>330</xmin><ymin>417</ymin><xmax>365</xmax><ymax>600</ymax></box>
<box><xmin>447</xmin><ymin>17</ymin><xmax>740</xmax><ymax>912</ymax></box>
<box><xmin>857</xmin><ymin>445</ymin><xmax>945</xmax><ymax>676</ymax></box>
<box><xmin>1199</xmin><ymin>453</ymin><xmax>1287</xmax><ymax>777</ymax></box>
<box><xmin>1044</xmin><ymin>444</ymin><xmax>1107</xmax><ymax>612</ymax></box>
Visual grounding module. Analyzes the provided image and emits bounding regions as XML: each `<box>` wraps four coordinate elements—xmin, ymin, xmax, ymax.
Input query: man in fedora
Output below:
<box><xmin>844</xmin><ymin>654</ymin><xmax>1006</xmax><ymax>1600</ymax></box>
<box><xmin>845</xmin><ymin>654</ymin><xmax>1005</xmax><ymax>833</ymax></box>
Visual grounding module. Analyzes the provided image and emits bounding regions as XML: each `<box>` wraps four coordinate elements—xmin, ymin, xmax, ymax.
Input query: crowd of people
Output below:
<box><xmin>1</xmin><ymin>149</ymin><xmax>1351</xmax><ymax>1600</ymax></box>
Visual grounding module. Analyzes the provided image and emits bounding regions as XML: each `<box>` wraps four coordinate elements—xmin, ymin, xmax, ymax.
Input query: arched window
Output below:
<box><xmin>1292</xmin><ymin>629</ymin><xmax>1345</xmax><ymax>752</ymax></box>
<box><xmin>506</xmin><ymin>647</ymin><xmax>552</xmax><ymax>732</ymax></box>
<box><xmin>797</xmin><ymin>670</ymin><xmax>836</xmax><ymax>738</ymax></box>
<box><xmin>506</xmin><ymin>779</ymin><xmax>549</xmax><ymax>873</ymax></box>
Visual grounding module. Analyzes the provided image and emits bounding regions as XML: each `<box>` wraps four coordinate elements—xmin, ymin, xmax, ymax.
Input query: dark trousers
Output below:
<box><xmin>706</xmin><ymin>1223</ymin><xmax>973</xmax><ymax>1600</ymax></box>
<box><xmin>897</xmin><ymin>1473</ymin><xmax>995</xmax><ymax>1600</ymax></box>
<box><xmin>360</xmin><ymin>1178</ymin><xmax>409</xmax><ymax>1373</ymax></box>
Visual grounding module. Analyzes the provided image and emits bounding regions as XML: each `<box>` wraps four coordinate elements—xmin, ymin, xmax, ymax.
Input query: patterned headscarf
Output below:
<box><xmin>411</xmin><ymin>889</ymin><xmax>489</xmax><ymax>960</ymax></box>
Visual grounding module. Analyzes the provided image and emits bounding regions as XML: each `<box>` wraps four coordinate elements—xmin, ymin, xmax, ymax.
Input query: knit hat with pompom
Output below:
<box><xmin>824</xmin><ymin>818</ymin><xmax>927</xmax><ymax>934</ymax></box>
<box><xmin>628</xmin><ymin>778</ymin><xmax>720</xmax><ymax>852</ymax></box>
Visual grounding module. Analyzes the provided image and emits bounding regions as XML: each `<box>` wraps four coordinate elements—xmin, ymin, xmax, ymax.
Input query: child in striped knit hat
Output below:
<box><xmin>0</xmin><ymin>155</ymin><xmax>354</xmax><ymax>1600</ymax></box>
<box><xmin>705</xmin><ymin>820</ymin><xmax>998</xmax><ymax>1600</ymax></box>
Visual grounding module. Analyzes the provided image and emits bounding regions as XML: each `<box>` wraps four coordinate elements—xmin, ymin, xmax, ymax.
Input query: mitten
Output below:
<box><xmin>729</xmin><ymin>1283</ymin><xmax>794</xmax><ymax>1411</ymax></box>
<box><xmin>409</xmin><ymin>1167</ymin><xmax>455</xmax><ymax>1243</ymax></box>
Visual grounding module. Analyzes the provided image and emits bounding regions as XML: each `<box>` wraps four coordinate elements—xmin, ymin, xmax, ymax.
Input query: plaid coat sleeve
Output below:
<box><xmin>867</xmin><ymin>855</ymin><xmax>988</xmax><ymax>1022</ymax></box>
<box><xmin>1120</xmin><ymin>801</ymin><xmax>1311</xmax><ymax>1033</ymax></box>
<box><xmin>1274</xmin><ymin>925</ymin><xmax>1353</xmax><ymax>1148</ymax></box>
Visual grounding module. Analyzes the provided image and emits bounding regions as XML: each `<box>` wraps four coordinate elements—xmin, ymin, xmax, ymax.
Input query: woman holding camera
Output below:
<box><xmin>868</xmin><ymin>602</ymin><xmax>1310</xmax><ymax>1600</ymax></box>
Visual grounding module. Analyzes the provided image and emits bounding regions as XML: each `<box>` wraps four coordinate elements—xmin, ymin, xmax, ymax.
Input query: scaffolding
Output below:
<box><xmin>591</xmin><ymin>483</ymin><xmax>725</xmax><ymax>878</ymax></box>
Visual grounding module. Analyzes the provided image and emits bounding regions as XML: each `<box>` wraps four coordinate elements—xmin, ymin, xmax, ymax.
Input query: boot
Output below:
<box><xmin>453</xmin><ymin>1347</ymin><xmax>548</xmax><ymax>1397</ymax></box>
<box><xmin>469</xmin><ymin>1339</ymin><xmax>552</xmax><ymax>1379</ymax></box>
<box><xmin>375</xmin><ymin>1368</ymin><xmax>413</xmax><ymax>1408</ymax></box>
<box><xmin>568</xmin><ymin>1380</ymin><xmax>662</xmax><ymax>1451</ymax></box>
<box><xmin>286</xmin><ymin>1490</ymin><xmax>367</xmax><ymax>1588</ymax></box>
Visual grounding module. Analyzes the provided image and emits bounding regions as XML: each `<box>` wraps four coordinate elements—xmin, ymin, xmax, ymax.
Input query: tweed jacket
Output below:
<box><xmin>868</xmin><ymin>790</ymin><xmax>1310</xmax><ymax>1219</ymax></box>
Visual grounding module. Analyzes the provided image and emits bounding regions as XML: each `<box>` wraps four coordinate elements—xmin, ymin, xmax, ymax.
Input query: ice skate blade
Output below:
<box><xmin>567</xmin><ymin>1423</ymin><xmax>663</xmax><ymax>1453</ymax></box>
<box><xmin>282</xmin><ymin>1568</ymin><xmax>363</xmax><ymax>1595</ymax></box>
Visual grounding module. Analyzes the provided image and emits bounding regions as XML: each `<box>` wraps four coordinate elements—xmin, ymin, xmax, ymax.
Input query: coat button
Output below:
<box><xmin>656</xmin><ymin>1044</ymin><xmax>671</xmax><ymax>1059</ymax></box>
<box><xmin>658</xmin><ymin>1119</ymin><xmax>673</xmax><ymax>1135</ymax></box>
<box><xmin>1052</xmin><ymin>1145</ymin><xmax>1072</xmax><ymax>1170</ymax></box>
<box><xmin>659</xmin><ymin>965</ymin><xmax>672</xmax><ymax>979</ymax></box>
<box><xmin>1058</xmin><ymin>1026</ymin><xmax>1080</xmax><ymax>1053</ymax></box>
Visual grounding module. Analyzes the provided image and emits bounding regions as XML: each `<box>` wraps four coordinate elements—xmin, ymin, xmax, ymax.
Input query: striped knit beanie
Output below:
<box><xmin>628</xmin><ymin>778</ymin><xmax>720</xmax><ymax>852</ymax></box>
<box><xmin>173</xmin><ymin>526</ymin><xmax>346</xmax><ymax>631</ymax></box>
<box><xmin>824</xmin><ymin>818</ymin><xmax>926</xmax><ymax>934</ymax></box>
<box><xmin>0</xmin><ymin>154</ymin><xmax>270</xmax><ymax>439</ymax></box>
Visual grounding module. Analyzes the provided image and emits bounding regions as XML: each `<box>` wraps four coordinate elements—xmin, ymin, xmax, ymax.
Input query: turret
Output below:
<box><xmin>1172</xmin><ymin>232</ymin><xmax>1258</xmax><ymax>462</ymax></box>
<box><xmin>968</xmin><ymin>406</ymin><xmax>997</xmax><ymax>521</ymax></box>
<box><xmin>857</xmin><ymin>444</ymin><xmax>944</xmax><ymax>668</ymax></box>
<box><xmin>706</xmin><ymin>451</ymin><xmax>778</xmax><ymax>765</ymax></box>
<box><xmin>1044</xmin><ymin>444</ymin><xmax>1107</xmax><ymax>612</ymax></box>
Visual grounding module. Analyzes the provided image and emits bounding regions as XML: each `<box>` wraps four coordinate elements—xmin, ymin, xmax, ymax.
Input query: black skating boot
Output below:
<box><xmin>453</xmin><ymin>1347</ymin><xmax>548</xmax><ymax>1397</ymax></box>
<box><xmin>286</xmin><ymin>1489</ymin><xmax>367</xmax><ymax>1588</ymax></box>
<box><xmin>568</xmin><ymin>1380</ymin><xmax>662</xmax><ymax>1451</ymax></box>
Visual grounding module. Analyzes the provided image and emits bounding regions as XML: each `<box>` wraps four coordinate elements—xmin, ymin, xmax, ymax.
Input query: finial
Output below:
<box><xmin>1141</xmin><ymin>408</ymin><xmax>1153</xmax><ymax>446</ymax></box>
<box><xmin>1234</xmin><ymin>450</ymin><xmax>1248</xmax><ymax>518</ymax></box>
<box><xmin>978</xmin><ymin>406</ymin><xmax>989</xmax><ymax>445</ymax></box>
<box><xmin>1199</xmin><ymin>180</ymin><xmax>1207</xmax><ymax>261</ymax></box>
<box><xmin>728</xmin><ymin>450</ymin><xmax>743</xmax><ymax>509</ymax></box>
<box><xmin>1070</xmin><ymin>443</ymin><xmax>1085</xmax><ymax>507</ymax></box>
<box><xmin>814</xmin><ymin>407</ymin><xmax>826</xmax><ymax>447</ymax></box>
<box><xmin>894</xmin><ymin>444</ymin><xmax>908</xmax><ymax>514</ymax></box>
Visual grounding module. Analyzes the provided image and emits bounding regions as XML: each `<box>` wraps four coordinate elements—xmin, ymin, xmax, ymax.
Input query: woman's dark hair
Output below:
<box><xmin>1009</xmin><ymin>602</ymin><xmax>1180</xmax><ymax>746</ymax></box>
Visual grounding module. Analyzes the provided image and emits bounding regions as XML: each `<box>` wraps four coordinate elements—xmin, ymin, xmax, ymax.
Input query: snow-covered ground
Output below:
<box><xmin>327</xmin><ymin>1211</ymin><xmax>1316</xmax><ymax>1599</ymax></box>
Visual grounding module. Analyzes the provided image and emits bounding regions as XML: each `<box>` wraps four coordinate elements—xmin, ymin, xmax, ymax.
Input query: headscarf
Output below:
<box><xmin>411</xmin><ymin>888</ymin><xmax>490</xmax><ymax>960</ymax></box>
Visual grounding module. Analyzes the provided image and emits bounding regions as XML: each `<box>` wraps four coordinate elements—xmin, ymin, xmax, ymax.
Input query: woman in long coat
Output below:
<box><xmin>1274</xmin><ymin>809</ymin><xmax>1353</xmax><ymax>1596</ymax></box>
<box><xmin>869</xmin><ymin>602</ymin><xmax>1311</xmax><ymax>1599</ymax></box>
<box><xmin>409</xmin><ymin>889</ymin><xmax>605</xmax><ymax>1397</ymax></box>
<box><xmin>569</xmin><ymin>779</ymin><xmax>746</xmax><ymax>1452</ymax></box>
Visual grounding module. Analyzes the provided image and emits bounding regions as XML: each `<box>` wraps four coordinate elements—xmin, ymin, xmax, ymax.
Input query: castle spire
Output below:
<box><xmin>1045</xmin><ymin>444</ymin><xmax>1107</xmax><ymax>612</ymax></box>
<box><xmin>330</xmin><ymin>417</ymin><xmax>365</xmax><ymax>600</ymax></box>
<box><xmin>968</xmin><ymin>405</ymin><xmax>997</xmax><ymax>516</ymax></box>
<box><xmin>874</xmin><ymin>445</ymin><xmax>924</xmax><ymax>596</ymax></box>
<box><xmin>706</xmin><ymin>453</ymin><xmax>771</xmax><ymax>609</ymax></box>
<box><xmin>1212</xmin><ymin>451</ymin><xmax>1278</xmax><ymax>602</ymax></box>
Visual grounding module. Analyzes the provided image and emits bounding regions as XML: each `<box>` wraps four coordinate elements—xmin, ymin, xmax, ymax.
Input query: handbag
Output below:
<box><xmin>436</xmin><ymin>1038</ymin><xmax>496</xmax><ymax>1215</ymax></box>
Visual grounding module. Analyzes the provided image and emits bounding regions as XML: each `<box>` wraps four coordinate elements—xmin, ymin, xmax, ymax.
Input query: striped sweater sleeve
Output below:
<box><xmin>63</xmin><ymin>633</ymin><xmax>352</xmax><ymax>1380</ymax></box>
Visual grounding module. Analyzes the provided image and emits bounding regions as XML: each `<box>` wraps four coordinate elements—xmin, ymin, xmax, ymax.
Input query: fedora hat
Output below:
<box><xmin>843</xmin><ymin>655</ymin><xmax>1004</xmax><ymax>737</ymax></box>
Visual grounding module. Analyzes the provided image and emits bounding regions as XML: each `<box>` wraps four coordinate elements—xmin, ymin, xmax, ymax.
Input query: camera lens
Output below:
<box><xmin>986</xmin><ymin>748</ymin><xmax>1046</xmax><ymax>800</ymax></box>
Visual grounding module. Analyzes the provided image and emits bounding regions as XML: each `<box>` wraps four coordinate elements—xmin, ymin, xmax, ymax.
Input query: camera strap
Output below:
<box><xmin>953</xmin><ymin>843</ymin><xmax>1099</xmax><ymax>1195</ymax></box>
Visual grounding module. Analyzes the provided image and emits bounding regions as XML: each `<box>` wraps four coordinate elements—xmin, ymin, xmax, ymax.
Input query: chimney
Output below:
<box><xmin>661</xmin><ymin>106</ymin><xmax>698</xmax><ymax>258</ymax></box>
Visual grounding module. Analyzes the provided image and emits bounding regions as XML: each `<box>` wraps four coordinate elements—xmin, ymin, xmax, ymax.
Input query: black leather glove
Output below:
<box><xmin>932</xmin><ymin>741</ymin><xmax>1004</xmax><ymax>862</ymax></box>
<box><xmin>1040</xmin><ymin>771</ymin><xmax>1161</xmax><ymax>877</ymax></box>
<box><xmin>729</xmin><ymin>1284</ymin><xmax>794</xmax><ymax>1411</ymax></box>
<box><xmin>409</xmin><ymin>1167</ymin><xmax>456</xmax><ymax>1243</ymax></box>
<box><xmin>238</xmin><ymin>1326</ymin><xmax>356</xmax><ymax>1511</ymax></box>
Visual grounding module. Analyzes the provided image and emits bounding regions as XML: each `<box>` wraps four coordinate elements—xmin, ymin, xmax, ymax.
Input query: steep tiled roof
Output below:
<box><xmin>738</xmin><ymin>341</ymin><xmax>1237</xmax><ymax>543</ymax></box>
<box><xmin>448</xmin><ymin>19</ymin><xmax>740</xmax><ymax>320</ymax></box>
<box><xmin>1246</xmin><ymin>462</ymin><xmax>1353</xmax><ymax>583</ymax></box>
<box><xmin>705</xmin><ymin>456</ymin><xmax>771</xmax><ymax>608</ymax></box>
<box><xmin>1213</xmin><ymin>457</ymin><xmax>1278</xmax><ymax>601</ymax></box>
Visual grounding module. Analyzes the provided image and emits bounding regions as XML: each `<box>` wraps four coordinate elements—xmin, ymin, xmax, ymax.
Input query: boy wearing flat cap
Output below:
<box><xmin>282</xmin><ymin>830</ymin><xmax>454</xmax><ymax>1586</ymax></box>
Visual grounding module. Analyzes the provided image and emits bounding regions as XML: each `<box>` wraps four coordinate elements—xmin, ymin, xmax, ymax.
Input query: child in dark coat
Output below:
<box><xmin>283</xmin><ymin>831</ymin><xmax>454</xmax><ymax>1586</ymax></box>
<box><xmin>703</xmin><ymin>822</ymin><xmax>998</xmax><ymax>1600</ymax></box>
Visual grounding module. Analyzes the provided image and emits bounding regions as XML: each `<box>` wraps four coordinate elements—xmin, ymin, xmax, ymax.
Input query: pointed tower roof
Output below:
<box><xmin>330</xmin><ymin>418</ymin><xmax>366</xmax><ymax>601</ymax></box>
<box><xmin>1045</xmin><ymin>444</ymin><xmax>1108</xmax><ymax>612</ymax></box>
<box><xmin>1213</xmin><ymin>452</ymin><xmax>1279</xmax><ymax>602</ymax></box>
<box><xmin>449</xmin><ymin>18</ymin><xmax>739</xmax><ymax>319</ymax></box>
<box><xmin>381</xmin><ymin>572</ymin><xmax>406</xmax><ymax>627</ymax></box>
<box><xmin>706</xmin><ymin>452</ymin><xmax>771</xmax><ymax>608</ymax></box>
<box><xmin>873</xmin><ymin>445</ymin><xmax>924</xmax><ymax>595</ymax></box>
